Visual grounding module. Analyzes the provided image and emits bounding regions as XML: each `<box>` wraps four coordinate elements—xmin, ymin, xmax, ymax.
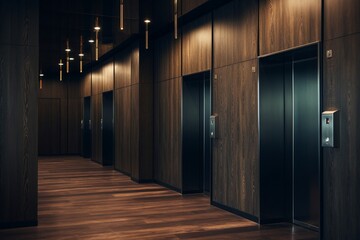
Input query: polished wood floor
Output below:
<box><xmin>0</xmin><ymin>156</ymin><xmax>319</xmax><ymax>239</ymax></box>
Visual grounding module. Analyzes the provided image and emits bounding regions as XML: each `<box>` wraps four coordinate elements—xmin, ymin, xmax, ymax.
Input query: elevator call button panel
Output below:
<box><xmin>210</xmin><ymin>115</ymin><xmax>218</xmax><ymax>139</ymax></box>
<box><xmin>322</xmin><ymin>110</ymin><xmax>339</xmax><ymax>148</ymax></box>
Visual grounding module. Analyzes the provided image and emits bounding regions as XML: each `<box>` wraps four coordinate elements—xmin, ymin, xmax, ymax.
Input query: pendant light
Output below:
<box><xmin>174</xmin><ymin>0</ymin><xmax>178</xmax><ymax>39</ymax></box>
<box><xmin>79</xmin><ymin>35</ymin><xmax>84</xmax><ymax>73</ymax></box>
<box><xmin>144</xmin><ymin>19</ymin><xmax>151</xmax><ymax>49</ymax></box>
<box><xmin>120</xmin><ymin>0</ymin><xmax>124</xmax><ymax>30</ymax></box>
<box><xmin>65</xmin><ymin>39</ymin><xmax>71</xmax><ymax>73</ymax></box>
<box><xmin>39</xmin><ymin>71</ymin><xmax>44</xmax><ymax>90</ymax></box>
<box><xmin>94</xmin><ymin>17</ymin><xmax>101</xmax><ymax>61</ymax></box>
<box><xmin>59</xmin><ymin>59</ymin><xmax>64</xmax><ymax>81</ymax></box>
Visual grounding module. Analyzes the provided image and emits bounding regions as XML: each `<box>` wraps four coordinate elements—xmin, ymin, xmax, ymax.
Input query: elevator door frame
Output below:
<box><xmin>181</xmin><ymin>71</ymin><xmax>212</xmax><ymax>195</ymax></box>
<box><xmin>259</xmin><ymin>43</ymin><xmax>321</xmax><ymax>231</ymax></box>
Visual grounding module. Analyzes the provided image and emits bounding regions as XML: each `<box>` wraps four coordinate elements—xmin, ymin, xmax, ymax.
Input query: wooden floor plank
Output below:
<box><xmin>0</xmin><ymin>156</ymin><xmax>319</xmax><ymax>239</ymax></box>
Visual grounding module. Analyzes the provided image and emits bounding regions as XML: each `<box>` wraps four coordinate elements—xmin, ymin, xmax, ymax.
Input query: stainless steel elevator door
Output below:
<box><xmin>293</xmin><ymin>58</ymin><xmax>320</xmax><ymax>228</ymax></box>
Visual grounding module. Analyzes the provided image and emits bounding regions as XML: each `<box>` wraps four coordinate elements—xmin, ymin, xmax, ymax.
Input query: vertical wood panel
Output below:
<box><xmin>0</xmin><ymin>0</ymin><xmax>38</xmax><ymax>226</ymax></box>
<box><xmin>259</xmin><ymin>0</ymin><xmax>320</xmax><ymax>55</ymax></box>
<box><xmin>213</xmin><ymin>0</ymin><xmax>258</xmax><ymax>68</ymax></box>
<box><xmin>181</xmin><ymin>0</ymin><xmax>208</xmax><ymax>15</ymax></box>
<box><xmin>324</xmin><ymin>0</ymin><xmax>360</xmax><ymax>40</ymax></box>
<box><xmin>38</xmin><ymin>99</ymin><xmax>60</xmax><ymax>155</ymax></box>
<box><xmin>91</xmin><ymin>94</ymin><xmax>102</xmax><ymax>164</ymax></box>
<box><xmin>114</xmin><ymin>49</ymin><xmax>132</xmax><ymax>89</ymax></box>
<box><xmin>155</xmin><ymin>32</ymin><xmax>181</xmax><ymax>81</ymax></box>
<box><xmin>114</xmin><ymin>87</ymin><xmax>132</xmax><ymax>174</ymax></box>
<box><xmin>68</xmin><ymin>98</ymin><xmax>81</xmax><ymax>154</ymax></box>
<box><xmin>102</xmin><ymin>59</ymin><xmax>114</xmax><ymax>92</ymax></box>
<box><xmin>131</xmin><ymin>85</ymin><xmax>140</xmax><ymax>179</ymax></box>
<box><xmin>323</xmin><ymin>34</ymin><xmax>360</xmax><ymax>240</ymax></box>
<box><xmin>81</xmin><ymin>72</ymin><xmax>91</xmax><ymax>97</ymax></box>
<box><xmin>182</xmin><ymin>14</ymin><xmax>212</xmax><ymax>75</ymax></box>
<box><xmin>154</xmin><ymin>78</ymin><xmax>182</xmax><ymax>190</ymax></box>
<box><xmin>213</xmin><ymin>59</ymin><xmax>259</xmax><ymax>217</ymax></box>
<box><xmin>92</xmin><ymin>67</ymin><xmax>103</xmax><ymax>95</ymax></box>
<box><xmin>131</xmin><ymin>45</ymin><xmax>140</xmax><ymax>85</ymax></box>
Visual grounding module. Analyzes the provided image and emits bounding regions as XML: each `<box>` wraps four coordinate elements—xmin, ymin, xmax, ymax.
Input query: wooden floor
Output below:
<box><xmin>0</xmin><ymin>156</ymin><xmax>319</xmax><ymax>239</ymax></box>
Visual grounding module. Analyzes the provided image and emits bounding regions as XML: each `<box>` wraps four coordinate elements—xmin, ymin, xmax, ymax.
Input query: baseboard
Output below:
<box><xmin>211</xmin><ymin>200</ymin><xmax>259</xmax><ymax>223</ymax></box>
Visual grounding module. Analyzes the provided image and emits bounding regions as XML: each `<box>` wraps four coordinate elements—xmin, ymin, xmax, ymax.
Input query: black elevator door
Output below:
<box><xmin>102</xmin><ymin>91</ymin><xmax>114</xmax><ymax>166</ymax></box>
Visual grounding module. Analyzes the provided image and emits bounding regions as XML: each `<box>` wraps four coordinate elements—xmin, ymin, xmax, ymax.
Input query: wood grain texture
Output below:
<box><xmin>324</xmin><ymin>0</ymin><xmax>360</xmax><ymax>40</ymax></box>
<box><xmin>181</xmin><ymin>0</ymin><xmax>208</xmax><ymax>15</ymax></box>
<box><xmin>114</xmin><ymin>87</ymin><xmax>132</xmax><ymax>175</ymax></box>
<box><xmin>114</xmin><ymin>48</ymin><xmax>132</xmax><ymax>89</ymax></box>
<box><xmin>38</xmin><ymin>98</ymin><xmax>61</xmax><ymax>155</ymax></box>
<box><xmin>154</xmin><ymin>78</ymin><xmax>182</xmax><ymax>190</ymax></box>
<box><xmin>182</xmin><ymin>13</ymin><xmax>212</xmax><ymax>75</ymax></box>
<box><xmin>0</xmin><ymin>156</ymin><xmax>319</xmax><ymax>239</ymax></box>
<box><xmin>131</xmin><ymin>44</ymin><xmax>140</xmax><ymax>85</ymax></box>
<box><xmin>0</xmin><ymin>0</ymin><xmax>38</xmax><ymax>46</ymax></box>
<box><xmin>155</xmin><ymin>32</ymin><xmax>181</xmax><ymax>82</ymax></box>
<box><xmin>259</xmin><ymin>0</ymin><xmax>320</xmax><ymax>55</ymax></box>
<box><xmin>213</xmin><ymin>59</ymin><xmax>259</xmax><ymax>217</ymax></box>
<box><xmin>0</xmin><ymin>2</ymin><xmax>38</xmax><ymax>225</ymax></box>
<box><xmin>213</xmin><ymin>0</ymin><xmax>258</xmax><ymax>68</ymax></box>
<box><xmin>91</xmin><ymin>67</ymin><xmax>103</xmax><ymax>95</ymax></box>
<box><xmin>102</xmin><ymin>59</ymin><xmax>114</xmax><ymax>92</ymax></box>
<box><xmin>323</xmin><ymin>34</ymin><xmax>360</xmax><ymax>240</ymax></box>
<box><xmin>91</xmin><ymin>94</ymin><xmax>103</xmax><ymax>165</ymax></box>
<box><xmin>81</xmin><ymin>72</ymin><xmax>91</xmax><ymax>97</ymax></box>
<box><xmin>67</xmin><ymin>98</ymin><xmax>81</xmax><ymax>154</ymax></box>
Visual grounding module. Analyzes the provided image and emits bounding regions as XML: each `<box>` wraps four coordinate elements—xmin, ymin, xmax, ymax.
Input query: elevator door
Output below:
<box><xmin>182</xmin><ymin>72</ymin><xmax>211</xmax><ymax>194</ymax></box>
<box><xmin>83</xmin><ymin>97</ymin><xmax>92</xmax><ymax>158</ymax></box>
<box><xmin>259</xmin><ymin>45</ymin><xmax>320</xmax><ymax>230</ymax></box>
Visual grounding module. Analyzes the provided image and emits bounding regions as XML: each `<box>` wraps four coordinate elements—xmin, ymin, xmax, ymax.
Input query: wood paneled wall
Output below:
<box><xmin>213</xmin><ymin>0</ymin><xmax>258</xmax><ymax>68</ymax></box>
<box><xmin>0</xmin><ymin>0</ymin><xmax>38</xmax><ymax>227</ymax></box>
<box><xmin>211</xmin><ymin>0</ymin><xmax>259</xmax><ymax>219</ymax></box>
<box><xmin>259</xmin><ymin>0</ymin><xmax>321</xmax><ymax>55</ymax></box>
<box><xmin>102</xmin><ymin>59</ymin><xmax>114</xmax><ymax>92</ymax></box>
<box><xmin>154</xmin><ymin>78</ymin><xmax>182</xmax><ymax>190</ymax></box>
<box><xmin>213</xmin><ymin>60</ymin><xmax>259</xmax><ymax>218</ymax></box>
<box><xmin>182</xmin><ymin>13</ymin><xmax>212</xmax><ymax>75</ymax></box>
<box><xmin>38</xmin><ymin>77</ymin><xmax>80</xmax><ymax>155</ymax></box>
<box><xmin>182</xmin><ymin>0</ymin><xmax>208</xmax><ymax>15</ymax></box>
<box><xmin>323</xmin><ymin>0</ymin><xmax>360</xmax><ymax>238</ymax></box>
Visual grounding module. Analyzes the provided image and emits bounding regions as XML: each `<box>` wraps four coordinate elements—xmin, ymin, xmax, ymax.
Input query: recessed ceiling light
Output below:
<box><xmin>69</xmin><ymin>57</ymin><xmax>74</xmax><ymax>61</ymax></box>
<box><xmin>79</xmin><ymin>53</ymin><xmax>84</xmax><ymax>57</ymax></box>
<box><xmin>39</xmin><ymin>73</ymin><xmax>44</xmax><ymax>77</ymax></box>
<box><xmin>89</xmin><ymin>39</ymin><xmax>94</xmax><ymax>43</ymax></box>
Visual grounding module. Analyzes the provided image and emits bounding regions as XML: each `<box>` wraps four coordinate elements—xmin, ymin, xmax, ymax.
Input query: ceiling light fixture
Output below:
<box><xmin>120</xmin><ymin>0</ymin><xmax>124</xmax><ymax>30</ymax></box>
<box><xmin>79</xmin><ymin>35</ymin><xmax>84</xmax><ymax>73</ymax></box>
<box><xmin>94</xmin><ymin>17</ymin><xmax>100</xmax><ymax>61</ymax></box>
<box><xmin>39</xmin><ymin>71</ymin><xmax>44</xmax><ymax>90</ymax></box>
<box><xmin>144</xmin><ymin>19</ymin><xmax>151</xmax><ymax>50</ymax></box>
<box><xmin>88</xmin><ymin>39</ymin><xmax>94</xmax><ymax>43</ymax></box>
<box><xmin>69</xmin><ymin>57</ymin><xmax>74</xmax><ymax>61</ymax></box>
<box><xmin>59</xmin><ymin>59</ymin><xmax>63</xmax><ymax>81</ymax></box>
<box><xmin>174</xmin><ymin>0</ymin><xmax>178</xmax><ymax>39</ymax></box>
<box><xmin>66</xmin><ymin>39</ymin><xmax>70</xmax><ymax>73</ymax></box>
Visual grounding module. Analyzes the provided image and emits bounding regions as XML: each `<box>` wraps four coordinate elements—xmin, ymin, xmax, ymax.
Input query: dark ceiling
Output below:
<box><xmin>39</xmin><ymin>0</ymin><xmax>130</xmax><ymax>76</ymax></box>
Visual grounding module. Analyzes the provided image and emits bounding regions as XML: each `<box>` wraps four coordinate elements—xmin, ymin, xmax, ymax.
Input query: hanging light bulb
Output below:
<box><xmin>120</xmin><ymin>0</ymin><xmax>124</xmax><ymax>30</ymax></box>
<box><xmin>59</xmin><ymin>59</ymin><xmax>64</xmax><ymax>81</ymax></box>
<box><xmin>39</xmin><ymin>71</ymin><xmax>44</xmax><ymax>90</ymax></box>
<box><xmin>79</xmin><ymin>35</ymin><xmax>84</xmax><ymax>73</ymax></box>
<box><xmin>144</xmin><ymin>19</ymin><xmax>151</xmax><ymax>49</ymax></box>
<box><xmin>174</xmin><ymin>0</ymin><xmax>178</xmax><ymax>39</ymax></box>
<box><xmin>94</xmin><ymin>17</ymin><xmax>100</xmax><ymax>61</ymax></box>
<box><xmin>65</xmin><ymin>39</ymin><xmax>71</xmax><ymax>73</ymax></box>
